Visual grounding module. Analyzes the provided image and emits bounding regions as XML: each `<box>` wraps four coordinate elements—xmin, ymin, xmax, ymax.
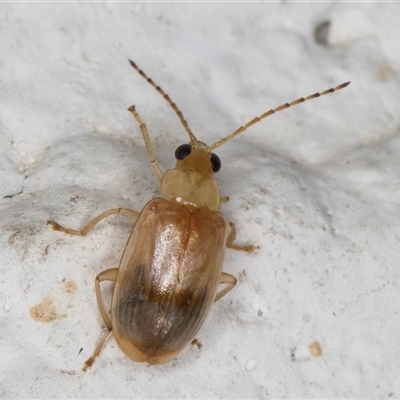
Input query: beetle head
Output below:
<box><xmin>160</xmin><ymin>141</ymin><xmax>222</xmax><ymax>211</ymax></box>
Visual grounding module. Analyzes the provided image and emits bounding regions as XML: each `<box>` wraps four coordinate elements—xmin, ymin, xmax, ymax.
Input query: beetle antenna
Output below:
<box><xmin>129</xmin><ymin>59</ymin><xmax>199</xmax><ymax>146</ymax></box>
<box><xmin>207</xmin><ymin>81</ymin><xmax>351</xmax><ymax>152</ymax></box>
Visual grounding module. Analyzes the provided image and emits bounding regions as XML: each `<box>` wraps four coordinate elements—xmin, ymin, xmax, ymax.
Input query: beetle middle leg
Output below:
<box><xmin>226</xmin><ymin>221</ymin><xmax>259</xmax><ymax>252</ymax></box>
<box><xmin>83</xmin><ymin>268</ymin><xmax>118</xmax><ymax>371</ymax></box>
<box><xmin>48</xmin><ymin>208</ymin><xmax>139</xmax><ymax>236</ymax></box>
<box><xmin>214</xmin><ymin>222</ymin><xmax>259</xmax><ymax>302</ymax></box>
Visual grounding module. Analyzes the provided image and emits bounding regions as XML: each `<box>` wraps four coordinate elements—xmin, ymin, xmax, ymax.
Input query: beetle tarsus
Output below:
<box><xmin>82</xmin><ymin>327</ymin><xmax>112</xmax><ymax>371</ymax></box>
<box><xmin>47</xmin><ymin>220</ymin><xmax>65</xmax><ymax>232</ymax></box>
<box><xmin>83</xmin><ymin>357</ymin><xmax>94</xmax><ymax>372</ymax></box>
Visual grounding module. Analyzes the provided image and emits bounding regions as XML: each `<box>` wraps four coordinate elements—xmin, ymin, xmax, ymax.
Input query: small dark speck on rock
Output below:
<box><xmin>314</xmin><ymin>20</ymin><xmax>331</xmax><ymax>46</ymax></box>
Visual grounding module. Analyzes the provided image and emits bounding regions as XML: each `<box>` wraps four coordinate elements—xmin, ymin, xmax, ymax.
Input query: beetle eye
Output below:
<box><xmin>175</xmin><ymin>144</ymin><xmax>192</xmax><ymax>160</ymax></box>
<box><xmin>210</xmin><ymin>153</ymin><xmax>221</xmax><ymax>173</ymax></box>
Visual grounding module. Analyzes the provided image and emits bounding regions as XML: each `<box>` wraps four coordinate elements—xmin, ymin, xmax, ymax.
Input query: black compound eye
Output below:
<box><xmin>175</xmin><ymin>144</ymin><xmax>192</xmax><ymax>160</ymax></box>
<box><xmin>210</xmin><ymin>153</ymin><xmax>221</xmax><ymax>173</ymax></box>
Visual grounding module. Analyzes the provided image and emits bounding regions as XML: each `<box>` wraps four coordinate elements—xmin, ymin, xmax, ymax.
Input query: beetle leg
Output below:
<box><xmin>83</xmin><ymin>268</ymin><xmax>118</xmax><ymax>371</ymax></box>
<box><xmin>48</xmin><ymin>208</ymin><xmax>139</xmax><ymax>236</ymax></box>
<box><xmin>220</xmin><ymin>196</ymin><xmax>229</xmax><ymax>204</ymax></box>
<box><xmin>94</xmin><ymin>268</ymin><xmax>118</xmax><ymax>328</ymax></box>
<box><xmin>226</xmin><ymin>221</ymin><xmax>259</xmax><ymax>252</ymax></box>
<box><xmin>128</xmin><ymin>105</ymin><xmax>165</xmax><ymax>182</ymax></box>
<box><xmin>83</xmin><ymin>329</ymin><xmax>111</xmax><ymax>372</ymax></box>
<box><xmin>214</xmin><ymin>272</ymin><xmax>237</xmax><ymax>302</ymax></box>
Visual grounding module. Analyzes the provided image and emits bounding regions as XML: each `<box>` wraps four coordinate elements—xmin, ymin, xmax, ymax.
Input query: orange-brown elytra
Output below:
<box><xmin>48</xmin><ymin>60</ymin><xmax>350</xmax><ymax>369</ymax></box>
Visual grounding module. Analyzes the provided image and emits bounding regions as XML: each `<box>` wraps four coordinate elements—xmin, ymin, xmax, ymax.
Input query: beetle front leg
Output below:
<box><xmin>83</xmin><ymin>268</ymin><xmax>118</xmax><ymax>371</ymax></box>
<box><xmin>128</xmin><ymin>105</ymin><xmax>165</xmax><ymax>182</ymax></box>
<box><xmin>214</xmin><ymin>272</ymin><xmax>237</xmax><ymax>302</ymax></box>
<box><xmin>226</xmin><ymin>221</ymin><xmax>259</xmax><ymax>252</ymax></box>
<box><xmin>48</xmin><ymin>208</ymin><xmax>139</xmax><ymax>236</ymax></box>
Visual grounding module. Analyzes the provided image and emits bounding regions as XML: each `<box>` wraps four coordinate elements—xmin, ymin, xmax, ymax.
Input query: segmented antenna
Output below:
<box><xmin>129</xmin><ymin>59</ymin><xmax>198</xmax><ymax>145</ymax></box>
<box><xmin>207</xmin><ymin>81</ymin><xmax>351</xmax><ymax>152</ymax></box>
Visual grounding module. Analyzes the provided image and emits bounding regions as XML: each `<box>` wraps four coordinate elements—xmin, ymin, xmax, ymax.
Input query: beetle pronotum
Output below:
<box><xmin>48</xmin><ymin>60</ymin><xmax>349</xmax><ymax>370</ymax></box>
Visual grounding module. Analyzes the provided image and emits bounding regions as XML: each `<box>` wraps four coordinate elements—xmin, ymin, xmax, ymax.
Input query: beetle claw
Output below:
<box><xmin>83</xmin><ymin>357</ymin><xmax>94</xmax><ymax>372</ymax></box>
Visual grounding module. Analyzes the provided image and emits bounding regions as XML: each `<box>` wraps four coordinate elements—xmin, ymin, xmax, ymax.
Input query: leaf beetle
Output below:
<box><xmin>48</xmin><ymin>60</ymin><xmax>349</xmax><ymax>369</ymax></box>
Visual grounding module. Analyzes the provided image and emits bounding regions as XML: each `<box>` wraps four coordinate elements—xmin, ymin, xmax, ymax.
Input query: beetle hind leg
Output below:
<box><xmin>226</xmin><ymin>221</ymin><xmax>259</xmax><ymax>252</ymax></box>
<box><xmin>83</xmin><ymin>328</ymin><xmax>112</xmax><ymax>371</ymax></box>
<box><xmin>83</xmin><ymin>268</ymin><xmax>118</xmax><ymax>371</ymax></box>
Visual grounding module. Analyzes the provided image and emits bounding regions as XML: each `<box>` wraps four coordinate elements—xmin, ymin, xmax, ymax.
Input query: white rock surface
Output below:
<box><xmin>1</xmin><ymin>3</ymin><xmax>399</xmax><ymax>399</ymax></box>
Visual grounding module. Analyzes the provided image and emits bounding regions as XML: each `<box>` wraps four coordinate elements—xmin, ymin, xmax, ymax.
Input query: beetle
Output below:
<box><xmin>48</xmin><ymin>59</ymin><xmax>349</xmax><ymax>370</ymax></box>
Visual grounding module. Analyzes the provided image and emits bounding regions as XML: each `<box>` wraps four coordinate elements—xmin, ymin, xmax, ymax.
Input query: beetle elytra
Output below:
<box><xmin>48</xmin><ymin>60</ymin><xmax>349</xmax><ymax>370</ymax></box>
